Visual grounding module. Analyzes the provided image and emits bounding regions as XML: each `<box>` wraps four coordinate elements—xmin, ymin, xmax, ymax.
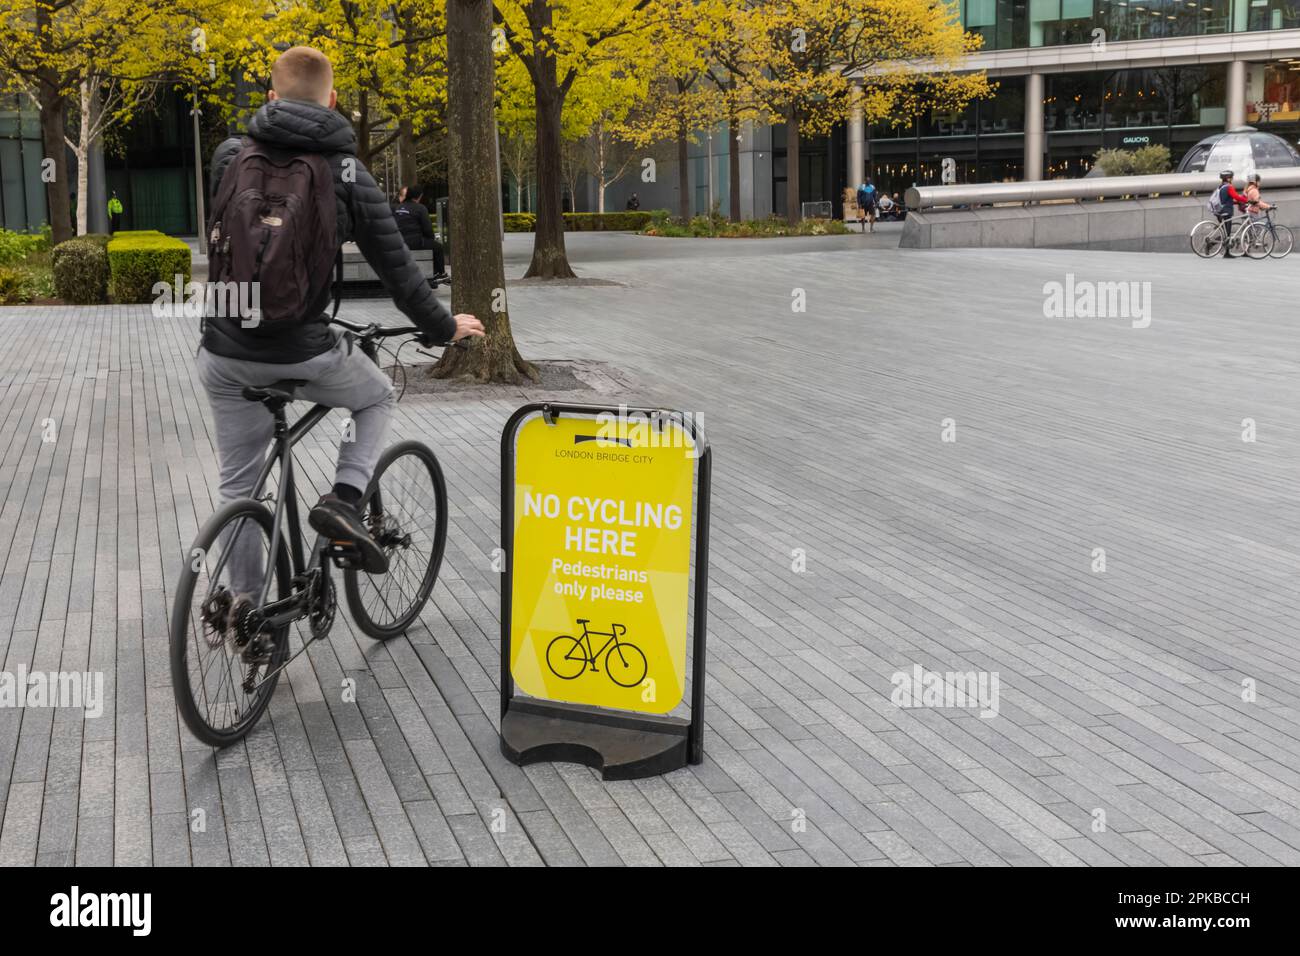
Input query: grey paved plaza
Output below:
<box><xmin>3</xmin><ymin>232</ymin><xmax>1300</xmax><ymax>866</ymax></box>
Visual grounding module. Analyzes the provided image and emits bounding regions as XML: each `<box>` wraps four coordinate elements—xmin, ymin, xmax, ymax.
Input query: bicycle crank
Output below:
<box><xmin>308</xmin><ymin>569</ymin><xmax>337</xmax><ymax>642</ymax></box>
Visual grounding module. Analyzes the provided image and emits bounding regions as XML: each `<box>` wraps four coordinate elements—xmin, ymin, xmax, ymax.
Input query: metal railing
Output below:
<box><xmin>905</xmin><ymin>166</ymin><xmax>1300</xmax><ymax>211</ymax></box>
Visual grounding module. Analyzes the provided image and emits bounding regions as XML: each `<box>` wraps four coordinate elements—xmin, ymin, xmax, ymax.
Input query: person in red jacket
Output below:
<box><xmin>1215</xmin><ymin>170</ymin><xmax>1254</xmax><ymax>258</ymax></box>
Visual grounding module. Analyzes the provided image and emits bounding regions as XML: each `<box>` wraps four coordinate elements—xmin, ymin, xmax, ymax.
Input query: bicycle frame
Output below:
<box><xmin>576</xmin><ymin>622</ymin><xmax>628</xmax><ymax>665</ymax></box>
<box><xmin>251</xmin><ymin>400</ymin><xmax>333</xmax><ymax>610</ymax></box>
<box><xmin>247</xmin><ymin>332</ymin><xmax>392</xmax><ymax>619</ymax></box>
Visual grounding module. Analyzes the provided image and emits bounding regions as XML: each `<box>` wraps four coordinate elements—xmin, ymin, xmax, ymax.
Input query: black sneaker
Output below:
<box><xmin>309</xmin><ymin>494</ymin><xmax>389</xmax><ymax>574</ymax></box>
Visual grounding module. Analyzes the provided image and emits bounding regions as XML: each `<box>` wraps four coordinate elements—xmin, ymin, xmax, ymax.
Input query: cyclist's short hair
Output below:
<box><xmin>406</xmin><ymin>184</ymin><xmax>426</xmax><ymax>202</ymax></box>
<box><xmin>271</xmin><ymin>47</ymin><xmax>334</xmax><ymax>107</ymax></box>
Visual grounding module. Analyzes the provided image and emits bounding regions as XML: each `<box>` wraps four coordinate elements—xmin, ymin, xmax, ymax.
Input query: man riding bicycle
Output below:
<box><xmin>197</xmin><ymin>46</ymin><xmax>483</xmax><ymax>633</ymax></box>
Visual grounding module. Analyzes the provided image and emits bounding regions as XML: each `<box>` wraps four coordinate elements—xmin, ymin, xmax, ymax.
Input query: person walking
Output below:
<box><xmin>855</xmin><ymin>179</ymin><xmax>877</xmax><ymax>233</ymax></box>
<box><xmin>107</xmin><ymin>192</ymin><xmax>123</xmax><ymax>234</ymax></box>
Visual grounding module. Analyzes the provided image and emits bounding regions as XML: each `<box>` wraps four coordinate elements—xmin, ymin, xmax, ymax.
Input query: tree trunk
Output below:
<box><xmin>785</xmin><ymin>109</ymin><xmax>801</xmax><ymax>223</ymax></box>
<box><xmin>596</xmin><ymin>128</ymin><xmax>606</xmax><ymax>213</ymax></box>
<box><xmin>34</xmin><ymin>3</ymin><xmax>71</xmax><ymax>243</ymax></box>
<box><xmin>524</xmin><ymin>0</ymin><xmax>576</xmax><ymax>279</ymax></box>
<box><xmin>398</xmin><ymin>118</ymin><xmax>418</xmax><ymax>188</ymax></box>
<box><xmin>676</xmin><ymin>120</ymin><xmax>690</xmax><ymax>220</ymax></box>
<box><xmin>432</xmin><ymin>0</ymin><xmax>537</xmax><ymax>384</ymax></box>
<box><xmin>728</xmin><ymin>108</ymin><xmax>741</xmax><ymax>222</ymax></box>
<box><xmin>355</xmin><ymin>91</ymin><xmax>372</xmax><ymax>167</ymax></box>
<box><xmin>75</xmin><ymin>81</ymin><xmax>93</xmax><ymax>236</ymax></box>
<box><xmin>38</xmin><ymin>82</ymin><xmax>72</xmax><ymax>243</ymax></box>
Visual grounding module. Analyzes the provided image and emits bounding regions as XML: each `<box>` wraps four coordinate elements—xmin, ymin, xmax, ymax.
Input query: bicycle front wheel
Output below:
<box><xmin>1244</xmin><ymin>222</ymin><xmax>1274</xmax><ymax>259</ymax></box>
<box><xmin>604</xmin><ymin>642</ymin><xmax>648</xmax><ymax>688</ymax></box>
<box><xmin>1270</xmin><ymin>224</ymin><xmax>1294</xmax><ymax>258</ymax></box>
<box><xmin>170</xmin><ymin>499</ymin><xmax>292</xmax><ymax>747</ymax></box>
<box><xmin>1190</xmin><ymin>220</ymin><xmax>1225</xmax><ymax>258</ymax></box>
<box><xmin>343</xmin><ymin>440</ymin><xmax>448</xmax><ymax>640</ymax></box>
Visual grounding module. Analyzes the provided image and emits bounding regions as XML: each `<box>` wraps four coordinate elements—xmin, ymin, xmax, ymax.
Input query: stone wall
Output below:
<box><xmin>900</xmin><ymin>188</ymin><xmax>1300</xmax><ymax>252</ymax></box>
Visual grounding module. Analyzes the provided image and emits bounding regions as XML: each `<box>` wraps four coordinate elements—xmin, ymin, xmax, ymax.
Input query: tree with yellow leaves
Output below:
<box><xmin>712</xmin><ymin>0</ymin><xmax>991</xmax><ymax>222</ymax></box>
<box><xmin>0</xmin><ymin>0</ymin><xmax>199</xmax><ymax>240</ymax></box>
<box><xmin>202</xmin><ymin>0</ymin><xmax>449</xmax><ymax>176</ymax></box>
<box><xmin>619</xmin><ymin>0</ymin><xmax>722</xmax><ymax>221</ymax></box>
<box><xmin>492</xmin><ymin>0</ymin><xmax>661</xmax><ymax>279</ymax></box>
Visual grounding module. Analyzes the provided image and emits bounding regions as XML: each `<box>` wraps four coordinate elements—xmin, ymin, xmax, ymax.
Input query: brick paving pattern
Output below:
<box><xmin>2</xmin><ymin>235</ymin><xmax>1298</xmax><ymax>865</ymax></box>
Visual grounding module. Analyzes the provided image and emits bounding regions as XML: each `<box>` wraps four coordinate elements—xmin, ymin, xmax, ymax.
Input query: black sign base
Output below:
<box><xmin>500</xmin><ymin>699</ymin><xmax>691</xmax><ymax>780</ymax></box>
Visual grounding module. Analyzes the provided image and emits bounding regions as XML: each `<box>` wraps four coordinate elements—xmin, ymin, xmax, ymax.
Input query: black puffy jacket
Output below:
<box><xmin>202</xmin><ymin>98</ymin><xmax>455</xmax><ymax>363</ymax></box>
<box><xmin>393</xmin><ymin>199</ymin><xmax>436</xmax><ymax>250</ymax></box>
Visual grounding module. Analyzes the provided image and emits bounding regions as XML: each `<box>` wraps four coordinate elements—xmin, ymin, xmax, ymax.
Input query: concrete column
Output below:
<box><xmin>738</xmin><ymin>120</ymin><xmax>755</xmax><ymax>220</ymax></box>
<box><xmin>87</xmin><ymin>142</ymin><xmax>108</xmax><ymax>234</ymax></box>
<box><xmin>1025</xmin><ymin>73</ymin><xmax>1045</xmax><ymax>182</ymax></box>
<box><xmin>1226</xmin><ymin>59</ymin><xmax>1247</xmax><ymax>129</ymax></box>
<box><xmin>848</xmin><ymin>91</ymin><xmax>865</xmax><ymax>188</ymax></box>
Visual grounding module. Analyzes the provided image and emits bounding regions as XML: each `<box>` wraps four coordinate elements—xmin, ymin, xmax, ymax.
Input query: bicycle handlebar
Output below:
<box><xmin>330</xmin><ymin>317</ymin><xmax>466</xmax><ymax>349</ymax></box>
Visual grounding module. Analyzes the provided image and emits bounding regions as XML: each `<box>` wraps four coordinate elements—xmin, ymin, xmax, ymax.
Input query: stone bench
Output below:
<box><xmin>340</xmin><ymin>242</ymin><xmax>442</xmax><ymax>284</ymax></box>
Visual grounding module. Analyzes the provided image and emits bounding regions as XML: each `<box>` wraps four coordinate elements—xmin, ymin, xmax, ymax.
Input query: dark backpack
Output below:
<box><xmin>207</xmin><ymin>137</ymin><xmax>340</xmax><ymax>324</ymax></box>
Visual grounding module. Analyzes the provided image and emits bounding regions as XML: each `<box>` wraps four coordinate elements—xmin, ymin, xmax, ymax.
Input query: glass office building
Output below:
<box><xmin>768</xmin><ymin>1</ymin><xmax>1300</xmax><ymax>213</ymax></box>
<box><xmin>865</xmin><ymin>64</ymin><xmax>1228</xmax><ymax>195</ymax></box>
<box><xmin>964</xmin><ymin>0</ymin><xmax>1294</xmax><ymax>48</ymax></box>
<box><xmin>0</xmin><ymin>94</ymin><xmax>49</xmax><ymax>233</ymax></box>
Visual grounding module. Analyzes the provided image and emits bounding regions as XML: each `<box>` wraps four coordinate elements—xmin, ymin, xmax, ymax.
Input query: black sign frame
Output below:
<box><xmin>498</xmin><ymin>402</ymin><xmax>711</xmax><ymax>780</ymax></box>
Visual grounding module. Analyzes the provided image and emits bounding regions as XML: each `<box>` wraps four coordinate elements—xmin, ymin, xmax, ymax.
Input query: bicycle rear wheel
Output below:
<box><xmin>343</xmin><ymin>440</ymin><xmax>448</xmax><ymax>640</ymax></box>
<box><xmin>1269</xmin><ymin>224</ymin><xmax>1294</xmax><ymax>258</ymax></box>
<box><xmin>1190</xmin><ymin>220</ymin><xmax>1225</xmax><ymax>258</ymax></box>
<box><xmin>170</xmin><ymin>499</ymin><xmax>292</xmax><ymax>747</ymax></box>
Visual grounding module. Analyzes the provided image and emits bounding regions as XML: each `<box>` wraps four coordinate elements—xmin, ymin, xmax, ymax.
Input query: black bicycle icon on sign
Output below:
<box><xmin>546</xmin><ymin>619</ymin><xmax>648</xmax><ymax>688</ymax></box>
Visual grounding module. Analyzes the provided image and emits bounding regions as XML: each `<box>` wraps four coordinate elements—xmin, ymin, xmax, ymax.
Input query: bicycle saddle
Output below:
<box><xmin>575</xmin><ymin>618</ymin><xmax>590</xmax><ymax>625</ymax></box>
<box><xmin>241</xmin><ymin>379</ymin><xmax>307</xmax><ymax>408</ymax></box>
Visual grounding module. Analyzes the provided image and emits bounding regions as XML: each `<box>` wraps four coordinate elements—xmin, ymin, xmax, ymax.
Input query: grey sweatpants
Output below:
<box><xmin>196</xmin><ymin>333</ymin><xmax>395</xmax><ymax>595</ymax></box>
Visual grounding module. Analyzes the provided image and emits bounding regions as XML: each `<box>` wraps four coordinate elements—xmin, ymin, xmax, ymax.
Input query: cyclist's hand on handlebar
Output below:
<box><xmin>416</xmin><ymin>314</ymin><xmax>483</xmax><ymax>348</ymax></box>
<box><xmin>451</xmin><ymin>313</ymin><xmax>484</xmax><ymax>342</ymax></box>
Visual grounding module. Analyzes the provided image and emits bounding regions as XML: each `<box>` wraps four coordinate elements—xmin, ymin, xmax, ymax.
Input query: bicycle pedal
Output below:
<box><xmin>327</xmin><ymin>540</ymin><xmax>363</xmax><ymax>569</ymax></box>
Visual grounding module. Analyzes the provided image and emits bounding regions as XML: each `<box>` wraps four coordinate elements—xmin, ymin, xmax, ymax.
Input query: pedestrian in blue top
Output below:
<box><xmin>855</xmin><ymin>178</ymin><xmax>877</xmax><ymax>233</ymax></box>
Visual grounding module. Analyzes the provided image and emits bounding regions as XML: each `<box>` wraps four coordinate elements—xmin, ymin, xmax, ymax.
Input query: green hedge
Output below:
<box><xmin>563</xmin><ymin>211</ymin><xmax>651</xmax><ymax>231</ymax></box>
<box><xmin>0</xmin><ymin>226</ymin><xmax>51</xmax><ymax>267</ymax></box>
<box><xmin>107</xmin><ymin>232</ymin><xmax>191</xmax><ymax>304</ymax></box>
<box><xmin>0</xmin><ymin>266</ymin><xmax>34</xmax><ymax>304</ymax></box>
<box><xmin>502</xmin><ymin>211</ymin><xmax>653</xmax><ymax>232</ymax></box>
<box><xmin>641</xmin><ymin>214</ymin><xmax>850</xmax><ymax>238</ymax></box>
<box><xmin>52</xmin><ymin>234</ymin><xmax>112</xmax><ymax>304</ymax></box>
<box><xmin>504</xmin><ymin>212</ymin><xmax>536</xmax><ymax>232</ymax></box>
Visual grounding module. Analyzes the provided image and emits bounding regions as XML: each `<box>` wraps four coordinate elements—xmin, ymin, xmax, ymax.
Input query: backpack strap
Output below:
<box><xmin>330</xmin><ymin>248</ymin><xmax>343</xmax><ymax>322</ymax></box>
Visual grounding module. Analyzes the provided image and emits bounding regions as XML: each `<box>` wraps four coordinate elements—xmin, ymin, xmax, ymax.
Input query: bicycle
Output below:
<box><xmin>1190</xmin><ymin>210</ymin><xmax>1273</xmax><ymax>258</ymax></box>
<box><xmin>1258</xmin><ymin>206</ymin><xmax>1294</xmax><ymax>258</ymax></box>
<box><xmin>545</xmin><ymin>620</ymin><xmax>648</xmax><ymax>688</ymax></box>
<box><xmin>170</xmin><ymin>317</ymin><xmax>455</xmax><ymax>746</ymax></box>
